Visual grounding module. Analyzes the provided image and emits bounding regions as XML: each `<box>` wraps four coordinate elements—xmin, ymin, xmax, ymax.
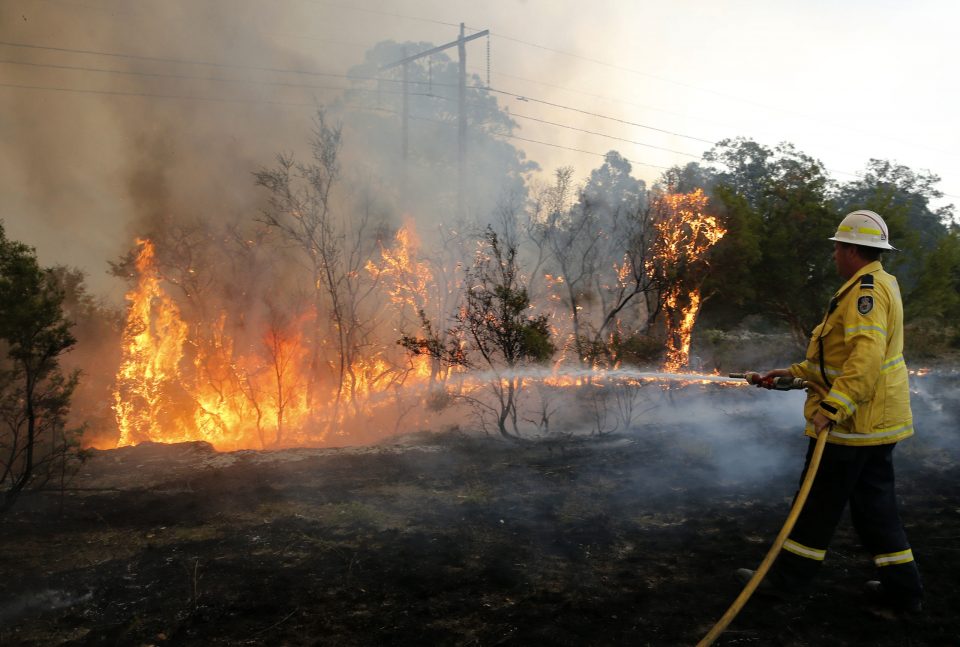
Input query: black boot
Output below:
<box><xmin>864</xmin><ymin>580</ymin><xmax>922</xmax><ymax>617</ymax></box>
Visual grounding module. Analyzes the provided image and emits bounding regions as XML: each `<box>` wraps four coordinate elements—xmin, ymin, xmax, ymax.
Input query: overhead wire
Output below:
<box><xmin>0</xmin><ymin>80</ymin><xmax>320</xmax><ymax>108</ymax></box>
<box><xmin>1</xmin><ymin>31</ymin><xmax>956</xmax><ymax>198</ymax></box>
<box><xmin>0</xmin><ymin>39</ymin><xmax>364</xmax><ymax>78</ymax></box>
<box><xmin>508</xmin><ymin>112</ymin><xmax>701</xmax><ymax>158</ymax></box>
<box><xmin>0</xmin><ymin>40</ymin><xmax>713</xmax><ymax>156</ymax></box>
<box><xmin>479</xmin><ymin>85</ymin><xmax>715</xmax><ymax>146</ymax></box>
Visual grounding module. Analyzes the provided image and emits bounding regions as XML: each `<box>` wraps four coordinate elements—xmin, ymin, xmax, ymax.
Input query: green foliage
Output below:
<box><xmin>642</xmin><ymin>141</ymin><xmax>960</xmax><ymax>360</ymax></box>
<box><xmin>701</xmin><ymin>138</ymin><xmax>837</xmax><ymax>345</ymax></box>
<box><xmin>0</xmin><ymin>223</ymin><xmax>82</xmax><ymax>512</ymax></box>
<box><xmin>399</xmin><ymin>227</ymin><xmax>555</xmax><ymax>439</ymax></box>
<box><xmin>580</xmin><ymin>150</ymin><xmax>647</xmax><ymax>218</ymax></box>
<box><xmin>834</xmin><ymin>159</ymin><xmax>954</xmax><ymax>291</ymax></box>
<box><xmin>407</xmin><ymin>227</ymin><xmax>555</xmax><ymax>370</ymax></box>
<box><xmin>905</xmin><ymin>229</ymin><xmax>960</xmax><ymax>327</ymax></box>
<box><xmin>699</xmin><ymin>184</ymin><xmax>763</xmax><ymax>326</ymax></box>
<box><xmin>579</xmin><ymin>332</ymin><xmax>663</xmax><ymax>367</ymax></box>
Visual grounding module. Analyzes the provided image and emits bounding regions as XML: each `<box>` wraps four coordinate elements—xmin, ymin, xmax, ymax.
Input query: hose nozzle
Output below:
<box><xmin>729</xmin><ymin>373</ymin><xmax>808</xmax><ymax>391</ymax></box>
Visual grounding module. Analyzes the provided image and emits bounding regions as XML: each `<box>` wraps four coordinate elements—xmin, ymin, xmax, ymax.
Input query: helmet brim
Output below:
<box><xmin>828</xmin><ymin>235</ymin><xmax>898</xmax><ymax>251</ymax></box>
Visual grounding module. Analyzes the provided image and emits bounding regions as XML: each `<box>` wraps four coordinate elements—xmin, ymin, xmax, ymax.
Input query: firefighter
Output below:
<box><xmin>739</xmin><ymin>209</ymin><xmax>923</xmax><ymax>615</ymax></box>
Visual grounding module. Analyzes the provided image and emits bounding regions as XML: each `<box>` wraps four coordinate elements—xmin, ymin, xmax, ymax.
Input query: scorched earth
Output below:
<box><xmin>1</xmin><ymin>375</ymin><xmax>959</xmax><ymax>646</ymax></box>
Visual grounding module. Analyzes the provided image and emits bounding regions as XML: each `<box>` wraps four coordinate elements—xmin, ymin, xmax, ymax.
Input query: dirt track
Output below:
<box><xmin>1</xmin><ymin>378</ymin><xmax>959</xmax><ymax>646</ymax></box>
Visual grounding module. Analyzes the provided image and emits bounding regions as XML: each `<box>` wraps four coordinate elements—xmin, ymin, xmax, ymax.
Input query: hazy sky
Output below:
<box><xmin>2</xmin><ymin>0</ymin><xmax>958</xmax><ymax>300</ymax></box>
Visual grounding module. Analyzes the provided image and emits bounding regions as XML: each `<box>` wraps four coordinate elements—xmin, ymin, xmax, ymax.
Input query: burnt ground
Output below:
<box><xmin>2</xmin><ymin>378</ymin><xmax>960</xmax><ymax>646</ymax></box>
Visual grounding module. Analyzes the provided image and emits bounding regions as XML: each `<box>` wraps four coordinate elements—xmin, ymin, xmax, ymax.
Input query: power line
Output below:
<box><xmin>0</xmin><ymin>39</ymin><xmax>875</xmax><ymax>169</ymax></box>
<box><xmin>481</xmin><ymin>85</ymin><xmax>716</xmax><ymax>146</ymax></box>
<box><xmin>0</xmin><ymin>40</ymin><xmax>719</xmax><ymax>148</ymax></box>
<box><xmin>0</xmin><ymin>40</ymin><xmax>470</xmax><ymax>90</ymax></box>
<box><xmin>2</xmin><ymin>39</ymin><xmax>956</xmax><ymax>198</ymax></box>
<box><xmin>3</xmin><ymin>79</ymin><xmax>957</xmax><ymax>200</ymax></box>
<box><xmin>490</xmin><ymin>31</ymin><xmax>960</xmax><ymax>163</ymax></box>
<box><xmin>493</xmin><ymin>132</ymin><xmax>671</xmax><ymax>171</ymax></box>
<box><xmin>19</xmin><ymin>0</ymin><xmax>959</xmax><ymax>166</ymax></box>
<box><xmin>349</xmin><ymin>102</ymin><xmax>672</xmax><ymax>171</ymax></box>
<box><xmin>467</xmin><ymin>63</ymin><xmax>737</xmax><ymax>132</ymax></box>
<box><xmin>0</xmin><ymin>58</ymin><xmax>460</xmax><ymax>101</ymax></box>
<box><xmin>491</xmin><ymin>32</ymin><xmax>713</xmax><ymax>98</ymax></box>
<box><xmin>0</xmin><ymin>58</ymin><xmax>353</xmax><ymax>89</ymax></box>
<box><xmin>0</xmin><ymin>39</ymin><xmax>366</xmax><ymax>79</ymax></box>
<box><xmin>509</xmin><ymin>112</ymin><xmax>703</xmax><ymax>158</ymax></box>
<box><xmin>0</xmin><ymin>80</ymin><xmax>320</xmax><ymax>107</ymax></box>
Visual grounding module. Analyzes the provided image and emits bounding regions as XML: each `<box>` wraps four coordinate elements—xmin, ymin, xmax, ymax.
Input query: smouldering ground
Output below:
<box><xmin>1</xmin><ymin>378</ymin><xmax>959</xmax><ymax>646</ymax></box>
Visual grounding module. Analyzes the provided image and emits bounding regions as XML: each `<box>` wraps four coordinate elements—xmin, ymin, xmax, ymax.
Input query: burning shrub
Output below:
<box><xmin>401</xmin><ymin>227</ymin><xmax>555</xmax><ymax>439</ymax></box>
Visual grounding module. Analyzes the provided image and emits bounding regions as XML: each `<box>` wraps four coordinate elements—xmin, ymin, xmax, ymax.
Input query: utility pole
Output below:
<box><xmin>380</xmin><ymin>24</ymin><xmax>489</xmax><ymax>217</ymax></box>
<box><xmin>401</xmin><ymin>49</ymin><xmax>409</xmax><ymax>161</ymax></box>
<box><xmin>457</xmin><ymin>23</ymin><xmax>467</xmax><ymax>220</ymax></box>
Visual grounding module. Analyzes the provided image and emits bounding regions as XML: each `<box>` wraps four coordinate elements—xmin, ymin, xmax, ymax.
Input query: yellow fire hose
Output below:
<box><xmin>697</xmin><ymin>376</ymin><xmax>830</xmax><ymax>647</ymax></box>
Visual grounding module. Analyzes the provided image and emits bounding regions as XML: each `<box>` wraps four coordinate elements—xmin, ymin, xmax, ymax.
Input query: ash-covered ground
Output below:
<box><xmin>2</xmin><ymin>374</ymin><xmax>959</xmax><ymax>646</ymax></box>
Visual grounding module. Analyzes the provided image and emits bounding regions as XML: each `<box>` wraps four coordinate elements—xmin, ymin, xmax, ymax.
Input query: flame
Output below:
<box><xmin>650</xmin><ymin>189</ymin><xmax>725</xmax><ymax>372</ymax></box>
<box><xmin>113</xmin><ymin>239</ymin><xmax>190</xmax><ymax>447</ymax></box>
<box><xmin>112</xmin><ymin>240</ymin><xmax>318</xmax><ymax>450</ymax></box>
<box><xmin>114</xmin><ymin>223</ymin><xmax>443</xmax><ymax>450</ymax></box>
<box><xmin>111</xmin><ymin>205</ymin><xmax>733</xmax><ymax>451</ymax></box>
<box><xmin>366</xmin><ymin>221</ymin><xmax>433</xmax><ymax>312</ymax></box>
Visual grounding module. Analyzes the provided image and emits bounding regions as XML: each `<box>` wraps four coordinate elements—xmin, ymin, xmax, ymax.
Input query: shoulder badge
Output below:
<box><xmin>859</xmin><ymin>274</ymin><xmax>874</xmax><ymax>289</ymax></box>
<box><xmin>857</xmin><ymin>295</ymin><xmax>874</xmax><ymax>315</ymax></box>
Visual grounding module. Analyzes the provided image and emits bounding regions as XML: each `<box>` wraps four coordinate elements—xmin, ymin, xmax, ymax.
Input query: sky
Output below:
<box><xmin>2</xmin><ymin>0</ymin><xmax>958</xmax><ymax>301</ymax></box>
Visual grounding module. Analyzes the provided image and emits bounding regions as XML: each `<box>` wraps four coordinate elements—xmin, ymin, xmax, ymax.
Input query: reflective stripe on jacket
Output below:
<box><xmin>789</xmin><ymin>260</ymin><xmax>913</xmax><ymax>446</ymax></box>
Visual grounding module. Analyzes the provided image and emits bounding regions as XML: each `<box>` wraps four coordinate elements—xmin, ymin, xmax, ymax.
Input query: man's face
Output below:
<box><xmin>834</xmin><ymin>242</ymin><xmax>856</xmax><ymax>279</ymax></box>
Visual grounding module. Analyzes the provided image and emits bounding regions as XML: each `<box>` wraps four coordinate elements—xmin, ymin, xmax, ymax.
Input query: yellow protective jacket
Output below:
<box><xmin>789</xmin><ymin>260</ymin><xmax>913</xmax><ymax>446</ymax></box>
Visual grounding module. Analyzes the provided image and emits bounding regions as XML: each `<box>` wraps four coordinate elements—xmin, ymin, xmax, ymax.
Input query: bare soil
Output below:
<box><xmin>2</xmin><ymin>379</ymin><xmax>959</xmax><ymax>646</ymax></box>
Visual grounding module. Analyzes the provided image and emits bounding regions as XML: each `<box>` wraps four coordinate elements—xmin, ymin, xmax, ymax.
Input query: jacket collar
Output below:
<box><xmin>835</xmin><ymin>260</ymin><xmax>883</xmax><ymax>297</ymax></box>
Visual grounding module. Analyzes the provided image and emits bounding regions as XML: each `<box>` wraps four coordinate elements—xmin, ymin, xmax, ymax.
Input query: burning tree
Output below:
<box><xmin>401</xmin><ymin>228</ymin><xmax>555</xmax><ymax>439</ymax></box>
<box><xmin>647</xmin><ymin>189</ymin><xmax>726</xmax><ymax>371</ymax></box>
<box><xmin>0</xmin><ymin>224</ymin><xmax>82</xmax><ymax>512</ymax></box>
<box><xmin>524</xmin><ymin>165</ymin><xmax>656</xmax><ymax>367</ymax></box>
<box><xmin>255</xmin><ymin>111</ymin><xmax>394</xmax><ymax>427</ymax></box>
<box><xmin>527</xmin><ymin>163</ymin><xmax>712</xmax><ymax>370</ymax></box>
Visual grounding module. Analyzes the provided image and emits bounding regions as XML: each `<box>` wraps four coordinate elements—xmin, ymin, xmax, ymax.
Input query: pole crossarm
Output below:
<box><xmin>379</xmin><ymin>30</ymin><xmax>490</xmax><ymax>71</ymax></box>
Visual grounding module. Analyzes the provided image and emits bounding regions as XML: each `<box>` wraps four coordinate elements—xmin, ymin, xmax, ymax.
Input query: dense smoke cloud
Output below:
<box><xmin>0</xmin><ymin>0</ymin><xmax>339</xmax><ymax>297</ymax></box>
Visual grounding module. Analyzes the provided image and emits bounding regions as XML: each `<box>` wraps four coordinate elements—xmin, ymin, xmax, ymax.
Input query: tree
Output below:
<box><xmin>904</xmin><ymin>227</ymin><xmax>960</xmax><ymax>322</ymax></box>
<box><xmin>49</xmin><ymin>266</ymin><xmax>123</xmax><ymax>450</ymax></box>
<box><xmin>401</xmin><ymin>227</ymin><xmax>555</xmax><ymax>439</ymax></box>
<box><xmin>702</xmin><ymin>138</ymin><xmax>837</xmax><ymax>344</ymax></box>
<box><xmin>581</xmin><ymin>151</ymin><xmax>647</xmax><ymax>219</ymax></box>
<box><xmin>528</xmin><ymin>158</ymin><xmax>660</xmax><ymax>366</ymax></box>
<box><xmin>255</xmin><ymin>111</ymin><xmax>387</xmax><ymax>427</ymax></box>
<box><xmin>696</xmin><ymin>183</ymin><xmax>763</xmax><ymax>328</ymax></box>
<box><xmin>0</xmin><ymin>223</ymin><xmax>80</xmax><ymax>512</ymax></box>
<box><xmin>834</xmin><ymin>159</ymin><xmax>955</xmax><ymax>292</ymax></box>
<box><xmin>645</xmin><ymin>189</ymin><xmax>726</xmax><ymax>370</ymax></box>
<box><xmin>342</xmin><ymin>40</ymin><xmax>538</xmax><ymax>221</ymax></box>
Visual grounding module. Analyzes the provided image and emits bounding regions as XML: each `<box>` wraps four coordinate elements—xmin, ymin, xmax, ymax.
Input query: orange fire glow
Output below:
<box><xmin>112</xmin><ymin>201</ymin><xmax>731</xmax><ymax>451</ymax></box>
<box><xmin>651</xmin><ymin>190</ymin><xmax>726</xmax><ymax>372</ymax></box>
<box><xmin>113</xmin><ymin>224</ymin><xmax>443</xmax><ymax>451</ymax></box>
<box><xmin>112</xmin><ymin>239</ymin><xmax>316</xmax><ymax>450</ymax></box>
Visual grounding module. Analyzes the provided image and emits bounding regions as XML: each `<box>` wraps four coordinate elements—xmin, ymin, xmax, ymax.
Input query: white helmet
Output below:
<box><xmin>828</xmin><ymin>210</ymin><xmax>897</xmax><ymax>250</ymax></box>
